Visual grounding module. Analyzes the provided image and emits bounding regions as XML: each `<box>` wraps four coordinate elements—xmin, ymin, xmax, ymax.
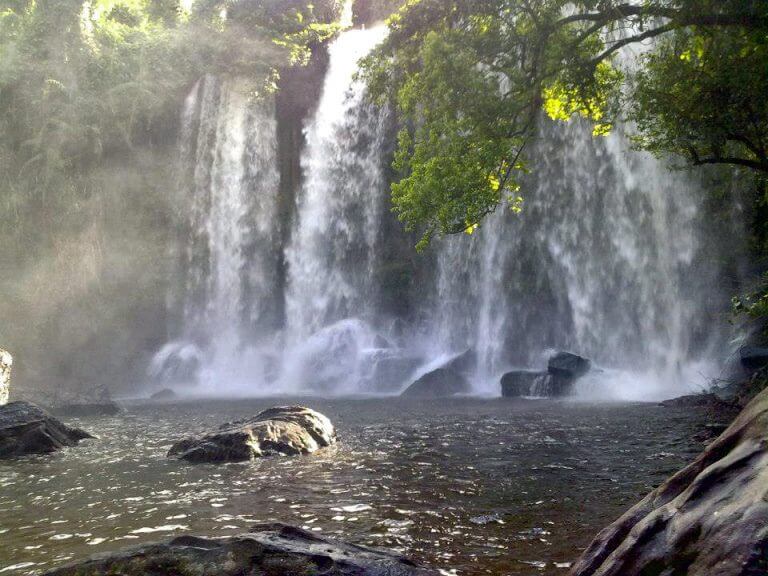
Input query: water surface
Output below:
<box><xmin>0</xmin><ymin>398</ymin><xmax>709</xmax><ymax>575</ymax></box>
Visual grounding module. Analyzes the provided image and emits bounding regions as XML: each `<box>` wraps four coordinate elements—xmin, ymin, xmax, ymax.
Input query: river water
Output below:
<box><xmin>0</xmin><ymin>399</ymin><xmax>711</xmax><ymax>575</ymax></box>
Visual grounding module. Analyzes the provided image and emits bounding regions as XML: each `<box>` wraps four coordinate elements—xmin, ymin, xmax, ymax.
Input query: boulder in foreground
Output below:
<box><xmin>401</xmin><ymin>367</ymin><xmax>470</xmax><ymax>398</ymax></box>
<box><xmin>41</xmin><ymin>523</ymin><xmax>438</xmax><ymax>576</ymax></box>
<box><xmin>569</xmin><ymin>386</ymin><xmax>768</xmax><ymax>576</ymax></box>
<box><xmin>0</xmin><ymin>401</ymin><xmax>93</xmax><ymax>459</ymax></box>
<box><xmin>500</xmin><ymin>370</ymin><xmax>548</xmax><ymax>397</ymax></box>
<box><xmin>547</xmin><ymin>351</ymin><xmax>591</xmax><ymax>380</ymax></box>
<box><xmin>168</xmin><ymin>406</ymin><xmax>336</xmax><ymax>463</ymax></box>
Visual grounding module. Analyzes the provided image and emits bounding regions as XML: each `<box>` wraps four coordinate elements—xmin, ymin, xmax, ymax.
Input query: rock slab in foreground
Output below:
<box><xmin>0</xmin><ymin>348</ymin><xmax>11</xmax><ymax>405</ymax></box>
<box><xmin>569</xmin><ymin>386</ymin><xmax>768</xmax><ymax>576</ymax></box>
<box><xmin>168</xmin><ymin>406</ymin><xmax>336</xmax><ymax>463</ymax></box>
<box><xmin>0</xmin><ymin>401</ymin><xmax>93</xmax><ymax>459</ymax></box>
<box><xmin>41</xmin><ymin>523</ymin><xmax>438</xmax><ymax>576</ymax></box>
<box><xmin>401</xmin><ymin>367</ymin><xmax>470</xmax><ymax>398</ymax></box>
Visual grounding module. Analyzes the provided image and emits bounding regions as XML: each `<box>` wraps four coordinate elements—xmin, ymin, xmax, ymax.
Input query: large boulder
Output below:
<box><xmin>168</xmin><ymin>406</ymin><xmax>336</xmax><ymax>464</ymax></box>
<box><xmin>569</xmin><ymin>386</ymin><xmax>768</xmax><ymax>576</ymax></box>
<box><xmin>42</xmin><ymin>523</ymin><xmax>438</xmax><ymax>576</ymax></box>
<box><xmin>401</xmin><ymin>367</ymin><xmax>470</xmax><ymax>398</ymax></box>
<box><xmin>548</xmin><ymin>351</ymin><xmax>591</xmax><ymax>379</ymax></box>
<box><xmin>0</xmin><ymin>401</ymin><xmax>93</xmax><ymax>459</ymax></box>
<box><xmin>500</xmin><ymin>370</ymin><xmax>548</xmax><ymax>397</ymax></box>
<box><xmin>367</xmin><ymin>353</ymin><xmax>423</xmax><ymax>393</ymax></box>
<box><xmin>0</xmin><ymin>348</ymin><xmax>11</xmax><ymax>406</ymax></box>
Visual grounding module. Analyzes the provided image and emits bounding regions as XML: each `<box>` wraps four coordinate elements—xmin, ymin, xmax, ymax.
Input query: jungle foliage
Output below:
<box><xmin>361</xmin><ymin>0</ymin><xmax>768</xmax><ymax>248</ymax></box>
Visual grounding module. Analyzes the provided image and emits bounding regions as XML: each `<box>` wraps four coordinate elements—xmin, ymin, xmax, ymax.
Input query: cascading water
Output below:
<box><xmin>433</xmin><ymin>119</ymin><xmax>731</xmax><ymax>399</ymax></box>
<box><xmin>285</xmin><ymin>25</ymin><xmax>390</xmax><ymax>341</ymax></box>
<box><xmin>151</xmin><ymin>75</ymin><xmax>281</xmax><ymax>392</ymax></box>
<box><xmin>152</xmin><ymin>21</ymin><xmax>739</xmax><ymax>400</ymax></box>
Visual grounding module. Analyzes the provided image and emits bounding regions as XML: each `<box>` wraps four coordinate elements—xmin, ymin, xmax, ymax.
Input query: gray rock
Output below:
<box><xmin>368</xmin><ymin>353</ymin><xmax>423</xmax><ymax>392</ymax></box>
<box><xmin>500</xmin><ymin>370</ymin><xmax>547</xmax><ymax>397</ymax></box>
<box><xmin>547</xmin><ymin>351</ymin><xmax>591</xmax><ymax>379</ymax></box>
<box><xmin>444</xmin><ymin>348</ymin><xmax>477</xmax><ymax>375</ymax></box>
<box><xmin>0</xmin><ymin>401</ymin><xmax>93</xmax><ymax>459</ymax></box>
<box><xmin>0</xmin><ymin>348</ymin><xmax>11</xmax><ymax>406</ymax></box>
<box><xmin>739</xmin><ymin>345</ymin><xmax>768</xmax><ymax>372</ymax></box>
<box><xmin>168</xmin><ymin>406</ymin><xmax>336</xmax><ymax>463</ymax></box>
<box><xmin>401</xmin><ymin>368</ymin><xmax>470</xmax><ymax>398</ymax></box>
<box><xmin>41</xmin><ymin>523</ymin><xmax>438</xmax><ymax>575</ymax></box>
<box><xmin>570</xmin><ymin>386</ymin><xmax>768</xmax><ymax>576</ymax></box>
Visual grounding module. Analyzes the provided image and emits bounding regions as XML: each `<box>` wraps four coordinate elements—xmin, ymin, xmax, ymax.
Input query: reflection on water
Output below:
<box><xmin>0</xmin><ymin>398</ymin><xmax>707</xmax><ymax>575</ymax></box>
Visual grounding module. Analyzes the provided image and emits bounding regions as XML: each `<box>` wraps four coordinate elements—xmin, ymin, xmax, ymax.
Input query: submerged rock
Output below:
<box><xmin>50</xmin><ymin>401</ymin><xmax>122</xmax><ymax>417</ymax></box>
<box><xmin>401</xmin><ymin>367</ymin><xmax>470</xmax><ymax>398</ymax></box>
<box><xmin>0</xmin><ymin>401</ymin><xmax>93</xmax><ymax>459</ymax></box>
<box><xmin>570</xmin><ymin>386</ymin><xmax>768</xmax><ymax>576</ymax></box>
<box><xmin>42</xmin><ymin>523</ymin><xmax>437</xmax><ymax>575</ymax></box>
<box><xmin>168</xmin><ymin>406</ymin><xmax>336</xmax><ymax>463</ymax></box>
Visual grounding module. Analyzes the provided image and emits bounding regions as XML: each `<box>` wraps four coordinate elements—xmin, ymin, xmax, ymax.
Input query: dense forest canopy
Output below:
<box><xmin>362</xmin><ymin>0</ymin><xmax>768</xmax><ymax>247</ymax></box>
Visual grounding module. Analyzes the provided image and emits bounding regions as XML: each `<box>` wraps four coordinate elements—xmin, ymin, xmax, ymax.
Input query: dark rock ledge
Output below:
<box><xmin>168</xmin><ymin>405</ymin><xmax>336</xmax><ymax>463</ymax></box>
<box><xmin>0</xmin><ymin>401</ymin><xmax>93</xmax><ymax>459</ymax></box>
<box><xmin>569</xmin><ymin>386</ymin><xmax>768</xmax><ymax>576</ymax></box>
<box><xmin>41</xmin><ymin>522</ymin><xmax>439</xmax><ymax>576</ymax></box>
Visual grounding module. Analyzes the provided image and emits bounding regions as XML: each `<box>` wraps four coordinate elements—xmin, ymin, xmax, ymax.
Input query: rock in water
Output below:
<box><xmin>739</xmin><ymin>346</ymin><xmax>768</xmax><ymax>372</ymax></box>
<box><xmin>500</xmin><ymin>370</ymin><xmax>548</xmax><ymax>397</ymax></box>
<box><xmin>41</xmin><ymin>523</ymin><xmax>438</xmax><ymax>575</ymax></box>
<box><xmin>401</xmin><ymin>368</ymin><xmax>470</xmax><ymax>398</ymax></box>
<box><xmin>570</xmin><ymin>386</ymin><xmax>768</xmax><ymax>576</ymax></box>
<box><xmin>0</xmin><ymin>348</ymin><xmax>11</xmax><ymax>406</ymax></box>
<box><xmin>547</xmin><ymin>351</ymin><xmax>591</xmax><ymax>379</ymax></box>
<box><xmin>168</xmin><ymin>406</ymin><xmax>336</xmax><ymax>463</ymax></box>
<box><xmin>0</xmin><ymin>401</ymin><xmax>93</xmax><ymax>459</ymax></box>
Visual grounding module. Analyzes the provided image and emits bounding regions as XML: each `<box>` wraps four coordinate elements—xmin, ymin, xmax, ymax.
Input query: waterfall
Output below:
<box><xmin>152</xmin><ymin>24</ymin><xmax>738</xmax><ymax>400</ymax></box>
<box><xmin>432</xmin><ymin>119</ymin><xmax>730</xmax><ymax>399</ymax></box>
<box><xmin>285</xmin><ymin>24</ymin><xmax>390</xmax><ymax>342</ymax></box>
<box><xmin>153</xmin><ymin>75</ymin><xmax>281</xmax><ymax>392</ymax></box>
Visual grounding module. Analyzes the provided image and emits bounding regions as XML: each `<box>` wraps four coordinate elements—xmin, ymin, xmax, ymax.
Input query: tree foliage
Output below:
<box><xmin>362</xmin><ymin>0</ymin><xmax>768</xmax><ymax>246</ymax></box>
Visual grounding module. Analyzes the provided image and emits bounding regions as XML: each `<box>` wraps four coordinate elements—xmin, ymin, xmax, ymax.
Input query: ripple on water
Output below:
<box><xmin>0</xmin><ymin>398</ymin><xmax>709</xmax><ymax>576</ymax></box>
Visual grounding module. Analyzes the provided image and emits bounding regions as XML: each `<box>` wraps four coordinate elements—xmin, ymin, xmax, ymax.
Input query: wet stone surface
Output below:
<box><xmin>0</xmin><ymin>397</ymin><xmax>710</xmax><ymax>575</ymax></box>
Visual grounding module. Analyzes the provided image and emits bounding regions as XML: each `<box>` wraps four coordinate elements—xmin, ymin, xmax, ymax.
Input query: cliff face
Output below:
<box><xmin>570</xmin><ymin>386</ymin><xmax>768</xmax><ymax>576</ymax></box>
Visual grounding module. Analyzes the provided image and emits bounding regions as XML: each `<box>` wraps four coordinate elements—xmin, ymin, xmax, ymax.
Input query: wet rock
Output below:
<box><xmin>0</xmin><ymin>348</ymin><xmax>11</xmax><ymax>406</ymax></box>
<box><xmin>0</xmin><ymin>401</ymin><xmax>93</xmax><ymax>459</ymax></box>
<box><xmin>368</xmin><ymin>353</ymin><xmax>423</xmax><ymax>393</ymax></box>
<box><xmin>401</xmin><ymin>368</ymin><xmax>470</xmax><ymax>398</ymax></box>
<box><xmin>659</xmin><ymin>392</ymin><xmax>728</xmax><ymax>409</ymax></box>
<box><xmin>168</xmin><ymin>406</ymin><xmax>336</xmax><ymax>464</ymax></box>
<box><xmin>570</xmin><ymin>386</ymin><xmax>768</xmax><ymax>576</ymax></box>
<box><xmin>500</xmin><ymin>370</ymin><xmax>546</xmax><ymax>397</ymax></box>
<box><xmin>150</xmin><ymin>388</ymin><xmax>177</xmax><ymax>401</ymax></box>
<box><xmin>444</xmin><ymin>348</ymin><xmax>477</xmax><ymax>375</ymax></box>
<box><xmin>51</xmin><ymin>401</ymin><xmax>122</xmax><ymax>417</ymax></box>
<box><xmin>547</xmin><ymin>351</ymin><xmax>591</xmax><ymax>380</ymax></box>
<box><xmin>739</xmin><ymin>345</ymin><xmax>768</xmax><ymax>372</ymax></box>
<box><xmin>42</xmin><ymin>523</ymin><xmax>437</xmax><ymax>576</ymax></box>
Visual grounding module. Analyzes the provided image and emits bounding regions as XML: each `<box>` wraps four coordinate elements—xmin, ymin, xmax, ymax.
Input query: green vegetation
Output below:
<box><xmin>362</xmin><ymin>0</ymin><xmax>768</xmax><ymax>248</ymax></box>
<box><xmin>0</xmin><ymin>0</ymin><xmax>340</xmax><ymax>394</ymax></box>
